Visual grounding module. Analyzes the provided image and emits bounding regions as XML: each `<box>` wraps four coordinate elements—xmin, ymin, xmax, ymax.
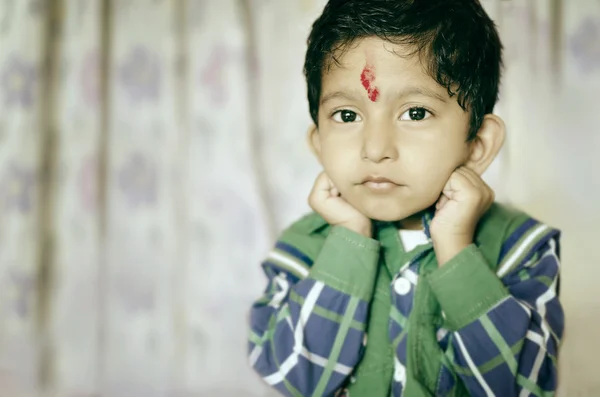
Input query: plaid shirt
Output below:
<box><xmin>248</xmin><ymin>203</ymin><xmax>563</xmax><ymax>396</ymax></box>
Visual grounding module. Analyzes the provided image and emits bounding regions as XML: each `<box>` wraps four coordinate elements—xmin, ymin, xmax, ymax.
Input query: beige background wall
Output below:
<box><xmin>0</xmin><ymin>0</ymin><xmax>598</xmax><ymax>396</ymax></box>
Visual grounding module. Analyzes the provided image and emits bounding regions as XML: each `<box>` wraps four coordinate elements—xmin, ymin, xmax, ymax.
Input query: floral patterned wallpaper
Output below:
<box><xmin>0</xmin><ymin>0</ymin><xmax>598</xmax><ymax>396</ymax></box>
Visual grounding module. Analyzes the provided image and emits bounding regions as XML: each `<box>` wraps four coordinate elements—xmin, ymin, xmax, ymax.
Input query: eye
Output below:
<box><xmin>400</xmin><ymin>107</ymin><xmax>432</xmax><ymax>121</ymax></box>
<box><xmin>332</xmin><ymin>109</ymin><xmax>362</xmax><ymax>123</ymax></box>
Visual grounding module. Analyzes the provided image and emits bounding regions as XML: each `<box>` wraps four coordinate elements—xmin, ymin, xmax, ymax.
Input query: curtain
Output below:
<box><xmin>0</xmin><ymin>0</ymin><xmax>598</xmax><ymax>395</ymax></box>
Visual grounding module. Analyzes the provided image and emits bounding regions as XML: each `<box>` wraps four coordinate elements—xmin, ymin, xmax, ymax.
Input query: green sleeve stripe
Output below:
<box><xmin>392</xmin><ymin>328</ymin><xmax>408</xmax><ymax>349</ymax></box>
<box><xmin>497</xmin><ymin>224</ymin><xmax>553</xmax><ymax>277</ymax></box>
<box><xmin>281</xmin><ymin>378</ymin><xmax>304</xmax><ymax>397</ymax></box>
<box><xmin>249</xmin><ymin>329</ymin><xmax>268</xmax><ymax>346</ymax></box>
<box><xmin>289</xmin><ymin>289</ymin><xmax>366</xmax><ymax>332</ymax></box>
<box><xmin>516</xmin><ymin>374</ymin><xmax>555</xmax><ymax>397</ymax></box>
<box><xmin>390</xmin><ymin>305</ymin><xmax>408</xmax><ymax>328</ymax></box>
<box><xmin>535</xmin><ymin>275</ymin><xmax>554</xmax><ymax>288</ymax></box>
<box><xmin>312</xmin><ymin>296</ymin><xmax>361</xmax><ymax>397</ymax></box>
<box><xmin>267</xmin><ymin>319</ymin><xmax>298</xmax><ymax>396</ymax></box>
<box><xmin>276</xmin><ymin>304</ymin><xmax>291</xmax><ymax>322</ymax></box>
<box><xmin>251</xmin><ymin>305</ymin><xmax>291</xmax><ymax>347</ymax></box>
<box><xmin>453</xmin><ymin>337</ymin><xmax>525</xmax><ymax>376</ymax></box>
<box><xmin>480</xmin><ymin>314</ymin><xmax>519</xmax><ymax>375</ymax></box>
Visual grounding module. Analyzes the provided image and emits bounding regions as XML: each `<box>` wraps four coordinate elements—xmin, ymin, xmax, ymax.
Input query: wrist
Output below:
<box><xmin>340</xmin><ymin>221</ymin><xmax>372</xmax><ymax>237</ymax></box>
<box><xmin>433</xmin><ymin>236</ymin><xmax>472</xmax><ymax>266</ymax></box>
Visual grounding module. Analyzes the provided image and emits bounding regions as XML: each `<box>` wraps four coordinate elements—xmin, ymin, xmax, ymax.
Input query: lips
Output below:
<box><xmin>360</xmin><ymin>175</ymin><xmax>401</xmax><ymax>192</ymax></box>
<box><xmin>361</xmin><ymin>176</ymin><xmax>399</xmax><ymax>185</ymax></box>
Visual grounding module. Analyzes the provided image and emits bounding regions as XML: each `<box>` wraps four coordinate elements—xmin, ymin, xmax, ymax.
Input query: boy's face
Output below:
<box><xmin>309</xmin><ymin>37</ymin><xmax>475</xmax><ymax>224</ymax></box>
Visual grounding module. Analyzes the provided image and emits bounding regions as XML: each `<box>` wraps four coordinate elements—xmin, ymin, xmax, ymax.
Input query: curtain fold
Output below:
<box><xmin>0</xmin><ymin>0</ymin><xmax>597</xmax><ymax>395</ymax></box>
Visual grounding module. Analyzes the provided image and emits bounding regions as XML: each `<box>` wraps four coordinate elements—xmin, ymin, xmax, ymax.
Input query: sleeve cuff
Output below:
<box><xmin>427</xmin><ymin>244</ymin><xmax>509</xmax><ymax>330</ymax></box>
<box><xmin>309</xmin><ymin>225</ymin><xmax>380</xmax><ymax>301</ymax></box>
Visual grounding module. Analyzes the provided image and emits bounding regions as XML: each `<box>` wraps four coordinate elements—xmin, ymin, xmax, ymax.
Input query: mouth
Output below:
<box><xmin>360</xmin><ymin>176</ymin><xmax>401</xmax><ymax>191</ymax></box>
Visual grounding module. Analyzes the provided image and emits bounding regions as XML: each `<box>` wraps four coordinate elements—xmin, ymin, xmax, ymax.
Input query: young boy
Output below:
<box><xmin>248</xmin><ymin>0</ymin><xmax>564</xmax><ymax>396</ymax></box>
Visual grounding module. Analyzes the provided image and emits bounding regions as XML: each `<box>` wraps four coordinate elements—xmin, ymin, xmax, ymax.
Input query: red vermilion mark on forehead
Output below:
<box><xmin>360</xmin><ymin>64</ymin><xmax>380</xmax><ymax>102</ymax></box>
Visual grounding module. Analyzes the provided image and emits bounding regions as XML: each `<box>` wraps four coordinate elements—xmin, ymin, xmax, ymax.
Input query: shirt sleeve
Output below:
<box><xmin>248</xmin><ymin>225</ymin><xmax>381</xmax><ymax>397</ymax></box>
<box><xmin>427</xmin><ymin>222</ymin><xmax>563</xmax><ymax>397</ymax></box>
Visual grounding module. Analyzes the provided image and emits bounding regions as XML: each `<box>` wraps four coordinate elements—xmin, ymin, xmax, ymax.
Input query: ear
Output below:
<box><xmin>465</xmin><ymin>114</ymin><xmax>506</xmax><ymax>175</ymax></box>
<box><xmin>306</xmin><ymin>124</ymin><xmax>322</xmax><ymax>162</ymax></box>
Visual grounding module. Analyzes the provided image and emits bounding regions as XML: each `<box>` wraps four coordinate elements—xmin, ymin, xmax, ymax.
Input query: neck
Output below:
<box><xmin>395</xmin><ymin>209</ymin><xmax>428</xmax><ymax>231</ymax></box>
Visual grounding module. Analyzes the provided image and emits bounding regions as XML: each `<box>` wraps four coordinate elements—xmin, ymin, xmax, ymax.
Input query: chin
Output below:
<box><xmin>364</xmin><ymin>209</ymin><xmax>411</xmax><ymax>222</ymax></box>
<box><xmin>358</xmin><ymin>201</ymin><xmax>418</xmax><ymax>222</ymax></box>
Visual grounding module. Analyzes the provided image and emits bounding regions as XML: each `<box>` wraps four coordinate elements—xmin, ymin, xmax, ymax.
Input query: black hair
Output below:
<box><xmin>303</xmin><ymin>0</ymin><xmax>503</xmax><ymax>140</ymax></box>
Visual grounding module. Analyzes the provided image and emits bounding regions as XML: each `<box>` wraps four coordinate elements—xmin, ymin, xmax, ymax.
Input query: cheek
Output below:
<box><xmin>420</xmin><ymin>157</ymin><xmax>459</xmax><ymax>185</ymax></box>
<box><xmin>411</xmin><ymin>136</ymin><xmax>468</xmax><ymax>166</ymax></box>
<box><xmin>319</xmin><ymin>138</ymin><xmax>357</xmax><ymax>171</ymax></box>
<box><xmin>403</xmin><ymin>143</ymin><xmax>466</xmax><ymax>187</ymax></box>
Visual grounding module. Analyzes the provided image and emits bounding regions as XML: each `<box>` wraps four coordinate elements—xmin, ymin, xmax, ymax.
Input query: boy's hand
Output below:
<box><xmin>309</xmin><ymin>172</ymin><xmax>372</xmax><ymax>237</ymax></box>
<box><xmin>430</xmin><ymin>166</ymin><xmax>494</xmax><ymax>266</ymax></box>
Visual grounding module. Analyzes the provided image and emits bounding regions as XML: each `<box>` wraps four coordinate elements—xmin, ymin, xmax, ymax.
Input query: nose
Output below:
<box><xmin>361</xmin><ymin>125</ymin><xmax>398</xmax><ymax>163</ymax></box>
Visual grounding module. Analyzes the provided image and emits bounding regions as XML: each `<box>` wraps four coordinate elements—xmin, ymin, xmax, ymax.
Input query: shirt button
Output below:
<box><xmin>394</xmin><ymin>278</ymin><xmax>411</xmax><ymax>295</ymax></box>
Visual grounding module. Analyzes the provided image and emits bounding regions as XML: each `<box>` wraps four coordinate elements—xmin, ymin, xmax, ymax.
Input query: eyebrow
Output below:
<box><xmin>320</xmin><ymin>91</ymin><xmax>361</xmax><ymax>106</ymax></box>
<box><xmin>320</xmin><ymin>86</ymin><xmax>448</xmax><ymax>106</ymax></box>
<box><xmin>395</xmin><ymin>86</ymin><xmax>448</xmax><ymax>103</ymax></box>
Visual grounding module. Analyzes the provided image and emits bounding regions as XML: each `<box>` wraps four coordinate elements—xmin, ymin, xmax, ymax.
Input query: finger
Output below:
<box><xmin>436</xmin><ymin>194</ymin><xmax>449</xmax><ymax>210</ymax></box>
<box><xmin>487</xmin><ymin>187</ymin><xmax>495</xmax><ymax>203</ymax></box>
<box><xmin>315</xmin><ymin>172</ymin><xmax>332</xmax><ymax>190</ymax></box>
<box><xmin>309</xmin><ymin>172</ymin><xmax>331</xmax><ymax>205</ymax></box>
<box><xmin>441</xmin><ymin>170</ymin><xmax>468</xmax><ymax>195</ymax></box>
<box><xmin>458</xmin><ymin>168</ymin><xmax>489</xmax><ymax>197</ymax></box>
<box><xmin>460</xmin><ymin>168</ymin><xmax>497</xmax><ymax>208</ymax></box>
<box><xmin>455</xmin><ymin>167</ymin><xmax>480</xmax><ymax>188</ymax></box>
<box><xmin>461</xmin><ymin>164</ymin><xmax>485</xmax><ymax>179</ymax></box>
<box><xmin>458</xmin><ymin>167</ymin><xmax>494</xmax><ymax>201</ymax></box>
<box><xmin>325</xmin><ymin>175</ymin><xmax>343</xmax><ymax>197</ymax></box>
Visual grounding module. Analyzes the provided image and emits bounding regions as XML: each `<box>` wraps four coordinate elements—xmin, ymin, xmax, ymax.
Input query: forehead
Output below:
<box><xmin>322</xmin><ymin>37</ymin><xmax>439</xmax><ymax>91</ymax></box>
